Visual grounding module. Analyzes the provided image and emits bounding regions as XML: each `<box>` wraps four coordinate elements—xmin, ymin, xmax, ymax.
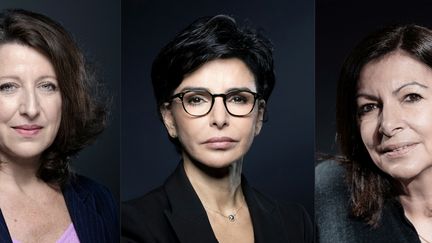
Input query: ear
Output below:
<box><xmin>161</xmin><ymin>103</ymin><xmax>178</xmax><ymax>138</ymax></box>
<box><xmin>254</xmin><ymin>100</ymin><xmax>266</xmax><ymax>136</ymax></box>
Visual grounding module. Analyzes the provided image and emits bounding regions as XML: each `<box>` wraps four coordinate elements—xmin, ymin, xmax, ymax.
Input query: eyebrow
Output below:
<box><xmin>392</xmin><ymin>81</ymin><xmax>428</xmax><ymax>94</ymax></box>
<box><xmin>178</xmin><ymin>86</ymin><xmax>255</xmax><ymax>93</ymax></box>
<box><xmin>356</xmin><ymin>81</ymin><xmax>429</xmax><ymax>100</ymax></box>
<box><xmin>0</xmin><ymin>75</ymin><xmax>57</xmax><ymax>81</ymax></box>
<box><xmin>178</xmin><ymin>86</ymin><xmax>209</xmax><ymax>93</ymax></box>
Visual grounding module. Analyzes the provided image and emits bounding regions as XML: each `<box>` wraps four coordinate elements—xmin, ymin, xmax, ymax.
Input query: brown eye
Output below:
<box><xmin>358</xmin><ymin>103</ymin><xmax>379</xmax><ymax>116</ymax></box>
<box><xmin>183</xmin><ymin>91</ymin><xmax>210</xmax><ymax>106</ymax></box>
<box><xmin>404</xmin><ymin>93</ymin><xmax>423</xmax><ymax>103</ymax></box>
<box><xmin>228</xmin><ymin>95</ymin><xmax>247</xmax><ymax>104</ymax></box>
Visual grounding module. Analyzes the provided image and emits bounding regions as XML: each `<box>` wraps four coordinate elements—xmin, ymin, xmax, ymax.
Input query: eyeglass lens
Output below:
<box><xmin>181</xmin><ymin>90</ymin><xmax>256</xmax><ymax>116</ymax></box>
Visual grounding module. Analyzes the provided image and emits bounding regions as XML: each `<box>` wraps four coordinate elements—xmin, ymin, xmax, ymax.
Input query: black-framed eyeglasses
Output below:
<box><xmin>169</xmin><ymin>89</ymin><xmax>261</xmax><ymax>117</ymax></box>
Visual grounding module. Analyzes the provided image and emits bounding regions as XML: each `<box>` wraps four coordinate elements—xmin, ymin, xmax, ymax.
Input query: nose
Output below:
<box><xmin>378</xmin><ymin>104</ymin><xmax>403</xmax><ymax>137</ymax></box>
<box><xmin>209</xmin><ymin>97</ymin><xmax>229</xmax><ymax>128</ymax></box>
<box><xmin>19</xmin><ymin>89</ymin><xmax>41</xmax><ymax>119</ymax></box>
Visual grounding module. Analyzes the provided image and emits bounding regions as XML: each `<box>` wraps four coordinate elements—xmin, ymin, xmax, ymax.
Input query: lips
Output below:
<box><xmin>12</xmin><ymin>124</ymin><xmax>43</xmax><ymax>136</ymax></box>
<box><xmin>379</xmin><ymin>142</ymin><xmax>418</xmax><ymax>158</ymax></box>
<box><xmin>202</xmin><ymin>137</ymin><xmax>238</xmax><ymax>150</ymax></box>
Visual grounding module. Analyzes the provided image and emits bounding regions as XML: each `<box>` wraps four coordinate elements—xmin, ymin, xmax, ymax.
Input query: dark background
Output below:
<box><xmin>0</xmin><ymin>0</ymin><xmax>121</xmax><ymax>200</ymax></box>
<box><xmin>122</xmin><ymin>0</ymin><xmax>315</xmax><ymax>215</ymax></box>
<box><xmin>316</xmin><ymin>0</ymin><xmax>432</xmax><ymax>157</ymax></box>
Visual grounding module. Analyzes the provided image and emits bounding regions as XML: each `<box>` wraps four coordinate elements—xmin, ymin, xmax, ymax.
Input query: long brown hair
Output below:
<box><xmin>336</xmin><ymin>24</ymin><xmax>432</xmax><ymax>226</ymax></box>
<box><xmin>0</xmin><ymin>9</ymin><xmax>107</xmax><ymax>186</ymax></box>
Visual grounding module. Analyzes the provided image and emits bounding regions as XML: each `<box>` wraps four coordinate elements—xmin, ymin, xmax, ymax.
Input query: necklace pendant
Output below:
<box><xmin>228</xmin><ymin>214</ymin><xmax>235</xmax><ymax>222</ymax></box>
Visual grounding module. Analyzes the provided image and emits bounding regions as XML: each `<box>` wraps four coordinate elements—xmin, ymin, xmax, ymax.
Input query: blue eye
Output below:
<box><xmin>39</xmin><ymin>82</ymin><xmax>58</xmax><ymax>92</ymax></box>
<box><xmin>0</xmin><ymin>82</ymin><xmax>18</xmax><ymax>93</ymax></box>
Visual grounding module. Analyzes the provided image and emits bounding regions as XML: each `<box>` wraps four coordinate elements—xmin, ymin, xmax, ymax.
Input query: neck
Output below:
<box><xmin>0</xmin><ymin>153</ymin><xmax>42</xmax><ymax>192</ymax></box>
<box><xmin>399</xmin><ymin>167</ymin><xmax>432</xmax><ymax>218</ymax></box>
<box><xmin>183</xmin><ymin>154</ymin><xmax>245</xmax><ymax>214</ymax></box>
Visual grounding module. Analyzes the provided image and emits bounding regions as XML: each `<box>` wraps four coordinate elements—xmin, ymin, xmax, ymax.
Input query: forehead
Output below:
<box><xmin>175</xmin><ymin>58</ymin><xmax>256</xmax><ymax>93</ymax></box>
<box><xmin>358</xmin><ymin>51</ymin><xmax>432</xmax><ymax>93</ymax></box>
<box><xmin>0</xmin><ymin>43</ymin><xmax>56</xmax><ymax>77</ymax></box>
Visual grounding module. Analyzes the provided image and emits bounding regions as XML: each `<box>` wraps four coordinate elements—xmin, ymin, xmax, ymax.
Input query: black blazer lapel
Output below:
<box><xmin>63</xmin><ymin>179</ymin><xmax>108</xmax><ymax>243</ymax></box>
<box><xmin>0</xmin><ymin>210</ymin><xmax>12</xmax><ymax>243</ymax></box>
<box><xmin>242</xmin><ymin>178</ymin><xmax>290</xmax><ymax>243</ymax></box>
<box><xmin>163</xmin><ymin>164</ymin><xmax>218</xmax><ymax>243</ymax></box>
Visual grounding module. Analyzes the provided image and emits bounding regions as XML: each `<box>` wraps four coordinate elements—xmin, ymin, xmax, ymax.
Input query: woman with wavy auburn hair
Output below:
<box><xmin>0</xmin><ymin>9</ymin><xmax>118</xmax><ymax>242</ymax></box>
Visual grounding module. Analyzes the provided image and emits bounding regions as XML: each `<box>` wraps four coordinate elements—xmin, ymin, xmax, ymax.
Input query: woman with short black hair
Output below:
<box><xmin>122</xmin><ymin>15</ymin><xmax>313</xmax><ymax>243</ymax></box>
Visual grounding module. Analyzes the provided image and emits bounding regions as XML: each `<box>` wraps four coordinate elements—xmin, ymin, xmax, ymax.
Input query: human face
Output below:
<box><xmin>357</xmin><ymin>51</ymin><xmax>432</xmax><ymax>180</ymax></box>
<box><xmin>161</xmin><ymin>58</ymin><xmax>264</xmax><ymax>168</ymax></box>
<box><xmin>0</xmin><ymin>43</ymin><xmax>61</xmax><ymax>162</ymax></box>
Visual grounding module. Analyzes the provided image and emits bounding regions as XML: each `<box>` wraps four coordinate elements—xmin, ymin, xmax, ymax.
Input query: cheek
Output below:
<box><xmin>235</xmin><ymin>115</ymin><xmax>259</xmax><ymax>141</ymax></box>
<box><xmin>174</xmin><ymin>115</ymin><xmax>203</xmax><ymax>140</ymax></box>
<box><xmin>0</xmin><ymin>98</ymin><xmax>19</xmax><ymax>122</ymax></box>
<box><xmin>359</xmin><ymin>119</ymin><xmax>377</xmax><ymax>148</ymax></box>
<box><xmin>41</xmin><ymin>95</ymin><xmax>62</xmax><ymax>130</ymax></box>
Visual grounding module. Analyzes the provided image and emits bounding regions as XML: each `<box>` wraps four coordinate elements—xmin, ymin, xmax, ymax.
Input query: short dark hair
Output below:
<box><xmin>336</xmin><ymin>24</ymin><xmax>432</xmax><ymax>226</ymax></box>
<box><xmin>151</xmin><ymin>14</ymin><xmax>275</xmax><ymax>149</ymax></box>
<box><xmin>0</xmin><ymin>9</ymin><xmax>107</xmax><ymax>186</ymax></box>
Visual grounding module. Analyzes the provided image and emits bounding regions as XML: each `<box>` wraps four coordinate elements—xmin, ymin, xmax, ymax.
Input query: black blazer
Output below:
<box><xmin>0</xmin><ymin>175</ymin><xmax>119</xmax><ymax>243</ymax></box>
<box><xmin>122</xmin><ymin>163</ymin><xmax>314</xmax><ymax>243</ymax></box>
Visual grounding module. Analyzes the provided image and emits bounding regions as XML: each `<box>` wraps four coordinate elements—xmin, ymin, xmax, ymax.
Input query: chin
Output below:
<box><xmin>187</xmin><ymin>150</ymin><xmax>243</xmax><ymax>169</ymax></box>
<box><xmin>5</xmin><ymin>144</ymin><xmax>48</xmax><ymax>160</ymax></box>
<box><xmin>382</xmin><ymin>162</ymin><xmax>431</xmax><ymax>181</ymax></box>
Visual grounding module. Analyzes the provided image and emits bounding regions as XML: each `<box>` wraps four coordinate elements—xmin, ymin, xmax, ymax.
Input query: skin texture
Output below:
<box><xmin>0</xmin><ymin>43</ymin><xmax>70</xmax><ymax>243</ymax></box>
<box><xmin>161</xmin><ymin>58</ymin><xmax>264</xmax><ymax>243</ymax></box>
<box><xmin>0</xmin><ymin>43</ymin><xmax>61</xmax><ymax>163</ymax></box>
<box><xmin>357</xmin><ymin>50</ymin><xmax>432</xmax><ymax>241</ymax></box>
<box><xmin>162</xmin><ymin>58</ymin><xmax>264</xmax><ymax>170</ymax></box>
<box><xmin>357</xmin><ymin>51</ymin><xmax>432</xmax><ymax>181</ymax></box>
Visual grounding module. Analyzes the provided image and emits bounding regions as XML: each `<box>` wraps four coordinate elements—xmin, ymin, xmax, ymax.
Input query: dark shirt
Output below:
<box><xmin>315</xmin><ymin>160</ymin><xmax>421</xmax><ymax>243</ymax></box>
<box><xmin>122</xmin><ymin>163</ymin><xmax>314</xmax><ymax>243</ymax></box>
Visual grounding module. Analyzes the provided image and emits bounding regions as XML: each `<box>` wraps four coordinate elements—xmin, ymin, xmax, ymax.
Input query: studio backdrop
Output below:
<box><xmin>0</xmin><ymin>0</ymin><xmax>121</xmax><ymax>200</ymax></box>
<box><xmin>121</xmin><ymin>0</ymin><xmax>315</xmax><ymax>215</ymax></box>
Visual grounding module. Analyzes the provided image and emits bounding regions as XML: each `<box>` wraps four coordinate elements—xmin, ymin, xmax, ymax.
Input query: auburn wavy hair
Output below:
<box><xmin>0</xmin><ymin>9</ymin><xmax>107</xmax><ymax>186</ymax></box>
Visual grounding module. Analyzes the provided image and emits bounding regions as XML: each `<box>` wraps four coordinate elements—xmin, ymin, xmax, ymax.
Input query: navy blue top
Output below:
<box><xmin>0</xmin><ymin>175</ymin><xmax>119</xmax><ymax>243</ymax></box>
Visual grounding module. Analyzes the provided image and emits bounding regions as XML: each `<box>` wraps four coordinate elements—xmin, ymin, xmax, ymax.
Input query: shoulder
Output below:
<box><xmin>276</xmin><ymin>200</ymin><xmax>314</xmax><ymax>242</ymax></box>
<box><xmin>315</xmin><ymin>160</ymin><xmax>345</xmax><ymax>189</ymax></box>
<box><xmin>122</xmin><ymin>186</ymin><xmax>173</xmax><ymax>242</ymax></box>
<box><xmin>251</xmin><ymin>187</ymin><xmax>311</xmax><ymax>221</ymax></box>
<box><xmin>66</xmin><ymin>174</ymin><xmax>118</xmax><ymax>221</ymax></box>
<box><xmin>68</xmin><ymin>174</ymin><xmax>116</xmax><ymax>202</ymax></box>
<box><xmin>315</xmin><ymin>160</ymin><xmax>349</xmax><ymax>206</ymax></box>
<box><xmin>247</xmin><ymin>186</ymin><xmax>314</xmax><ymax>242</ymax></box>
<box><xmin>315</xmin><ymin>160</ymin><xmax>349</xmax><ymax>204</ymax></box>
<box><xmin>122</xmin><ymin>186</ymin><xmax>169</xmax><ymax>217</ymax></box>
<box><xmin>315</xmin><ymin>160</ymin><xmax>355</xmax><ymax>243</ymax></box>
<box><xmin>64</xmin><ymin>174</ymin><xmax>119</xmax><ymax>241</ymax></box>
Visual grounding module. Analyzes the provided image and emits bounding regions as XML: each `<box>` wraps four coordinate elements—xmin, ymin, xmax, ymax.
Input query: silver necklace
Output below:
<box><xmin>419</xmin><ymin>234</ymin><xmax>432</xmax><ymax>243</ymax></box>
<box><xmin>204</xmin><ymin>204</ymin><xmax>243</xmax><ymax>222</ymax></box>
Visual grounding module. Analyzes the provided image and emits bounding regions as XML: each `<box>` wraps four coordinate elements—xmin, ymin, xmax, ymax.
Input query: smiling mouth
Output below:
<box><xmin>381</xmin><ymin>143</ymin><xmax>418</xmax><ymax>158</ymax></box>
<box><xmin>12</xmin><ymin>125</ymin><xmax>43</xmax><ymax>136</ymax></box>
